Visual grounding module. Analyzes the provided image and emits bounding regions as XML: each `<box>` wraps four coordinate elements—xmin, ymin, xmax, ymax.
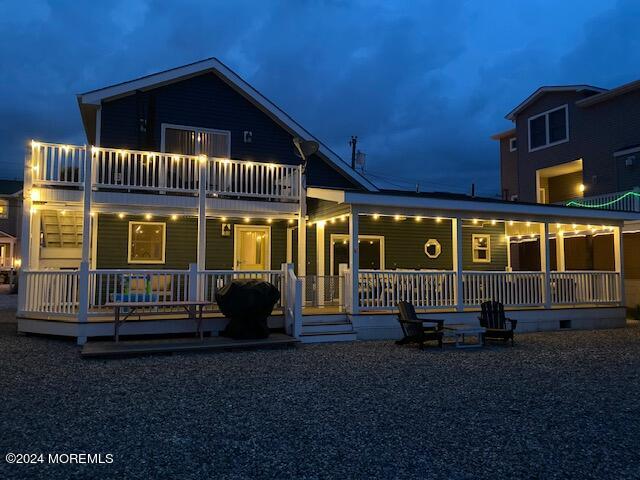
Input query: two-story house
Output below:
<box><xmin>18</xmin><ymin>58</ymin><xmax>638</xmax><ymax>345</ymax></box>
<box><xmin>493</xmin><ymin>80</ymin><xmax>640</xmax><ymax>308</ymax></box>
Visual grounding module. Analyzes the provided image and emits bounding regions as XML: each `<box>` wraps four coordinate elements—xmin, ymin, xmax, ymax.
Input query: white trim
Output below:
<box><xmin>95</xmin><ymin>106</ymin><xmax>102</xmax><ymax>147</ymax></box>
<box><xmin>613</xmin><ymin>146</ymin><xmax>640</xmax><ymax>157</ymax></box>
<box><xmin>528</xmin><ymin>104</ymin><xmax>569</xmax><ymax>152</ymax></box>
<box><xmin>471</xmin><ymin>234</ymin><xmax>491</xmax><ymax>263</ymax></box>
<box><xmin>324</xmin><ymin>190</ymin><xmax>638</xmax><ymax>222</ymax></box>
<box><xmin>329</xmin><ymin>234</ymin><xmax>385</xmax><ymax>275</ymax></box>
<box><xmin>77</xmin><ymin>57</ymin><xmax>377</xmax><ymax>192</ymax></box>
<box><xmin>509</xmin><ymin>137</ymin><xmax>517</xmax><ymax>152</ymax></box>
<box><xmin>506</xmin><ymin>85</ymin><xmax>606</xmax><ymax>120</ymax></box>
<box><xmin>233</xmin><ymin>224</ymin><xmax>272</xmax><ymax>271</ymax></box>
<box><xmin>160</xmin><ymin>123</ymin><xmax>231</xmax><ymax>158</ymax></box>
<box><xmin>127</xmin><ymin>221</ymin><xmax>167</xmax><ymax>264</ymax></box>
<box><xmin>286</xmin><ymin>227</ymin><xmax>293</xmax><ymax>263</ymax></box>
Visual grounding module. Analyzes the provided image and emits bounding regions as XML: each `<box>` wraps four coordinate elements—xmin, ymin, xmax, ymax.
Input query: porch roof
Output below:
<box><xmin>307</xmin><ymin>187</ymin><xmax>640</xmax><ymax>224</ymax></box>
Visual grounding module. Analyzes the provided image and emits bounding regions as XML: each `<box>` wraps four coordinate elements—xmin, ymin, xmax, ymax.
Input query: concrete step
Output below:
<box><xmin>301</xmin><ymin>321</ymin><xmax>354</xmax><ymax>334</ymax></box>
<box><xmin>299</xmin><ymin>330</ymin><xmax>358</xmax><ymax>344</ymax></box>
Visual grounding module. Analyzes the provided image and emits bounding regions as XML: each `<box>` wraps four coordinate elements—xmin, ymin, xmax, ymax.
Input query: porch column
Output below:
<box><xmin>451</xmin><ymin>217</ymin><xmax>464</xmax><ymax>312</ymax></box>
<box><xmin>556</xmin><ymin>229</ymin><xmax>566</xmax><ymax>272</ymax></box>
<box><xmin>78</xmin><ymin>146</ymin><xmax>93</xmax><ymax>336</ymax></box>
<box><xmin>28</xmin><ymin>210</ymin><xmax>41</xmax><ymax>270</ymax></box>
<box><xmin>197</xmin><ymin>157</ymin><xmax>207</xmax><ymax>270</ymax></box>
<box><xmin>18</xmin><ymin>146</ymin><xmax>33</xmax><ymax>312</ymax></box>
<box><xmin>297</xmin><ymin>165</ymin><xmax>307</xmax><ymax>277</ymax></box>
<box><xmin>348</xmin><ymin>207</ymin><xmax>359</xmax><ymax>314</ymax></box>
<box><xmin>316</xmin><ymin>220</ymin><xmax>325</xmax><ymax>306</ymax></box>
<box><xmin>539</xmin><ymin>222</ymin><xmax>551</xmax><ymax>308</ymax></box>
<box><xmin>613</xmin><ymin>225</ymin><xmax>625</xmax><ymax>305</ymax></box>
<box><xmin>297</xmin><ymin>216</ymin><xmax>306</xmax><ymax>277</ymax></box>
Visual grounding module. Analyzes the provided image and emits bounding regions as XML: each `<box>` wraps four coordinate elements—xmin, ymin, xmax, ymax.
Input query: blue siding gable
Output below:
<box><xmin>99</xmin><ymin>72</ymin><xmax>362</xmax><ymax>189</ymax></box>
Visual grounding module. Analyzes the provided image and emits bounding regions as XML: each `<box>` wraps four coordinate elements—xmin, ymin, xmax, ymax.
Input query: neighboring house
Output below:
<box><xmin>493</xmin><ymin>80</ymin><xmax>640</xmax><ymax>308</ymax></box>
<box><xmin>0</xmin><ymin>179</ymin><xmax>23</xmax><ymax>274</ymax></box>
<box><xmin>18</xmin><ymin>58</ymin><xmax>639</xmax><ymax>345</ymax></box>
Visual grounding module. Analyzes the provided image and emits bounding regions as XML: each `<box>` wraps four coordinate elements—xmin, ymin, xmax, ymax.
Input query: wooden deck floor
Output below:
<box><xmin>81</xmin><ymin>333</ymin><xmax>298</xmax><ymax>358</ymax></box>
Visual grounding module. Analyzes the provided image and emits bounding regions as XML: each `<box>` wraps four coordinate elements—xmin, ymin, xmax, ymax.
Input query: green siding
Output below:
<box><xmin>204</xmin><ymin>218</ymin><xmax>288</xmax><ymax>270</ymax></box>
<box><xmin>461</xmin><ymin>222</ymin><xmax>508</xmax><ymax>271</ymax></box>
<box><xmin>97</xmin><ymin>214</ymin><xmax>288</xmax><ymax>270</ymax></box>
<box><xmin>97</xmin><ymin>214</ymin><xmax>197</xmax><ymax>269</ymax></box>
<box><xmin>309</xmin><ymin>216</ymin><xmax>508</xmax><ymax>273</ymax></box>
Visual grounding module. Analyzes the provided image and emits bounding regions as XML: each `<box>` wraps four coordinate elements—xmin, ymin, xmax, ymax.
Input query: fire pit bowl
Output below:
<box><xmin>215</xmin><ymin>279</ymin><xmax>280</xmax><ymax>339</ymax></box>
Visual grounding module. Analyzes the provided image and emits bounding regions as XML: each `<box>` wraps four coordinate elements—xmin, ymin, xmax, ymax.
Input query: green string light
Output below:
<box><xmin>566</xmin><ymin>191</ymin><xmax>640</xmax><ymax>209</ymax></box>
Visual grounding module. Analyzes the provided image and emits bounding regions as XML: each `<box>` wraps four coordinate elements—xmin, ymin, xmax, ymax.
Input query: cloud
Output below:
<box><xmin>0</xmin><ymin>0</ymin><xmax>635</xmax><ymax>196</ymax></box>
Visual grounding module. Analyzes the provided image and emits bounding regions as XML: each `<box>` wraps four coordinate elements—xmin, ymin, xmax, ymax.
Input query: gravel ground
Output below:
<box><xmin>1</xmin><ymin>319</ymin><xmax>640</xmax><ymax>480</ymax></box>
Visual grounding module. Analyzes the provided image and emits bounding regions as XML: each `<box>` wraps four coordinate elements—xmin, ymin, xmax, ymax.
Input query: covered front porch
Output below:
<box><xmin>303</xmin><ymin>187</ymin><xmax>635</xmax><ymax>334</ymax></box>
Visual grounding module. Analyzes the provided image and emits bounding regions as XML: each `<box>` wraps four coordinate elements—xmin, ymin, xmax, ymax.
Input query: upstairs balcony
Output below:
<box><xmin>29</xmin><ymin>142</ymin><xmax>302</xmax><ymax>203</ymax></box>
<box><xmin>562</xmin><ymin>189</ymin><xmax>640</xmax><ymax>213</ymax></box>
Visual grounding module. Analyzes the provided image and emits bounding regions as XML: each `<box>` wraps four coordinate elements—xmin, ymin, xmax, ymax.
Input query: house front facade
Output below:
<box><xmin>18</xmin><ymin>59</ymin><xmax>640</xmax><ymax>344</ymax></box>
<box><xmin>492</xmin><ymin>81</ymin><xmax>640</xmax><ymax>307</ymax></box>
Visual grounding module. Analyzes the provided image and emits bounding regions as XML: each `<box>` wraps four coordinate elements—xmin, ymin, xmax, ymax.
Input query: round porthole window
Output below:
<box><xmin>424</xmin><ymin>239</ymin><xmax>441</xmax><ymax>259</ymax></box>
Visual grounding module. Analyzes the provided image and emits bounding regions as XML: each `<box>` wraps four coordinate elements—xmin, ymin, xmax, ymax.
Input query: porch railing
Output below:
<box><xmin>462</xmin><ymin>271</ymin><xmax>544</xmax><ymax>307</ymax></box>
<box><xmin>198</xmin><ymin>270</ymin><xmax>284</xmax><ymax>308</ymax></box>
<box><xmin>19</xmin><ymin>269</ymin><xmax>623</xmax><ymax>318</ymax></box>
<box><xmin>22</xmin><ymin>270</ymin><xmax>80</xmax><ymax>314</ymax></box>
<box><xmin>550</xmin><ymin>271</ymin><xmax>621</xmax><ymax>305</ymax></box>
<box><xmin>358</xmin><ymin>270</ymin><xmax>457</xmax><ymax>310</ymax></box>
<box><xmin>354</xmin><ymin>270</ymin><xmax>622</xmax><ymax>311</ymax></box>
<box><xmin>30</xmin><ymin>142</ymin><xmax>301</xmax><ymax>202</ymax></box>
<box><xmin>88</xmin><ymin>269</ymin><xmax>192</xmax><ymax>313</ymax></box>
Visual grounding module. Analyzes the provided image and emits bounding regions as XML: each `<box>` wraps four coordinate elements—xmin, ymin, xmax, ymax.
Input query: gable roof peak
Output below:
<box><xmin>506</xmin><ymin>84</ymin><xmax>606</xmax><ymax>120</ymax></box>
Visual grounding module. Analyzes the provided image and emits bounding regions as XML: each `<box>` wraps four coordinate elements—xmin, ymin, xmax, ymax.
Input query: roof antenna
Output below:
<box><xmin>471</xmin><ymin>183</ymin><xmax>476</xmax><ymax>198</ymax></box>
<box><xmin>349</xmin><ymin>135</ymin><xmax>358</xmax><ymax>169</ymax></box>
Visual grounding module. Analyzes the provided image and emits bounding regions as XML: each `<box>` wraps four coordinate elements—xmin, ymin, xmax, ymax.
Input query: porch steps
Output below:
<box><xmin>300</xmin><ymin>314</ymin><xmax>357</xmax><ymax>343</ymax></box>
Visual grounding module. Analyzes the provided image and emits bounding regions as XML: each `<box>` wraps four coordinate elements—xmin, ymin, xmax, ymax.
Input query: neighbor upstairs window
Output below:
<box><xmin>472</xmin><ymin>234</ymin><xmax>491</xmax><ymax>263</ymax></box>
<box><xmin>162</xmin><ymin>124</ymin><xmax>231</xmax><ymax>158</ymax></box>
<box><xmin>128</xmin><ymin>221</ymin><xmax>166</xmax><ymax>264</ymax></box>
<box><xmin>528</xmin><ymin>105</ymin><xmax>569</xmax><ymax>151</ymax></box>
<box><xmin>0</xmin><ymin>199</ymin><xmax>8</xmax><ymax>219</ymax></box>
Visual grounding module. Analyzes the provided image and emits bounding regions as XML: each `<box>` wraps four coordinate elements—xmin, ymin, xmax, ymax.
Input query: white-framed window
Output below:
<box><xmin>528</xmin><ymin>105</ymin><xmax>569</xmax><ymax>152</ymax></box>
<box><xmin>0</xmin><ymin>199</ymin><xmax>8</xmax><ymax>219</ymax></box>
<box><xmin>128</xmin><ymin>221</ymin><xmax>166</xmax><ymax>264</ymax></box>
<box><xmin>509</xmin><ymin>137</ymin><xmax>517</xmax><ymax>152</ymax></box>
<box><xmin>472</xmin><ymin>234</ymin><xmax>491</xmax><ymax>263</ymax></box>
<box><xmin>161</xmin><ymin>123</ymin><xmax>231</xmax><ymax>158</ymax></box>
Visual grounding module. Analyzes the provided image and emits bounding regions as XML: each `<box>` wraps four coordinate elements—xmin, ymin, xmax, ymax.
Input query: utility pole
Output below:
<box><xmin>349</xmin><ymin>136</ymin><xmax>357</xmax><ymax>169</ymax></box>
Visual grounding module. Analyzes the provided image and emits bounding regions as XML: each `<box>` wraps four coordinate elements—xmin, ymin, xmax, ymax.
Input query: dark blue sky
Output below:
<box><xmin>1</xmin><ymin>0</ymin><xmax>639</xmax><ymax>196</ymax></box>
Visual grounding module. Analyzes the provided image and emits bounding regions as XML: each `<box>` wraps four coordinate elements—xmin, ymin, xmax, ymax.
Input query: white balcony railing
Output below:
<box><xmin>30</xmin><ymin>142</ymin><xmax>301</xmax><ymax>202</ymax></box>
<box><xmin>564</xmin><ymin>190</ymin><xmax>640</xmax><ymax>212</ymax></box>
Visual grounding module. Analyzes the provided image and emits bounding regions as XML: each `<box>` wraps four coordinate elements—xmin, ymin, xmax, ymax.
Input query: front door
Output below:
<box><xmin>234</xmin><ymin>226</ymin><xmax>270</xmax><ymax>271</ymax></box>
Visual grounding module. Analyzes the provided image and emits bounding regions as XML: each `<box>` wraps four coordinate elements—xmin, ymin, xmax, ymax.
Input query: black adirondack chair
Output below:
<box><xmin>478</xmin><ymin>301</ymin><xmax>517</xmax><ymax>345</ymax></box>
<box><xmin>396</xmin><ymin>301</ymin><xmax>444</xmax><ymax>349</ymax></box>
